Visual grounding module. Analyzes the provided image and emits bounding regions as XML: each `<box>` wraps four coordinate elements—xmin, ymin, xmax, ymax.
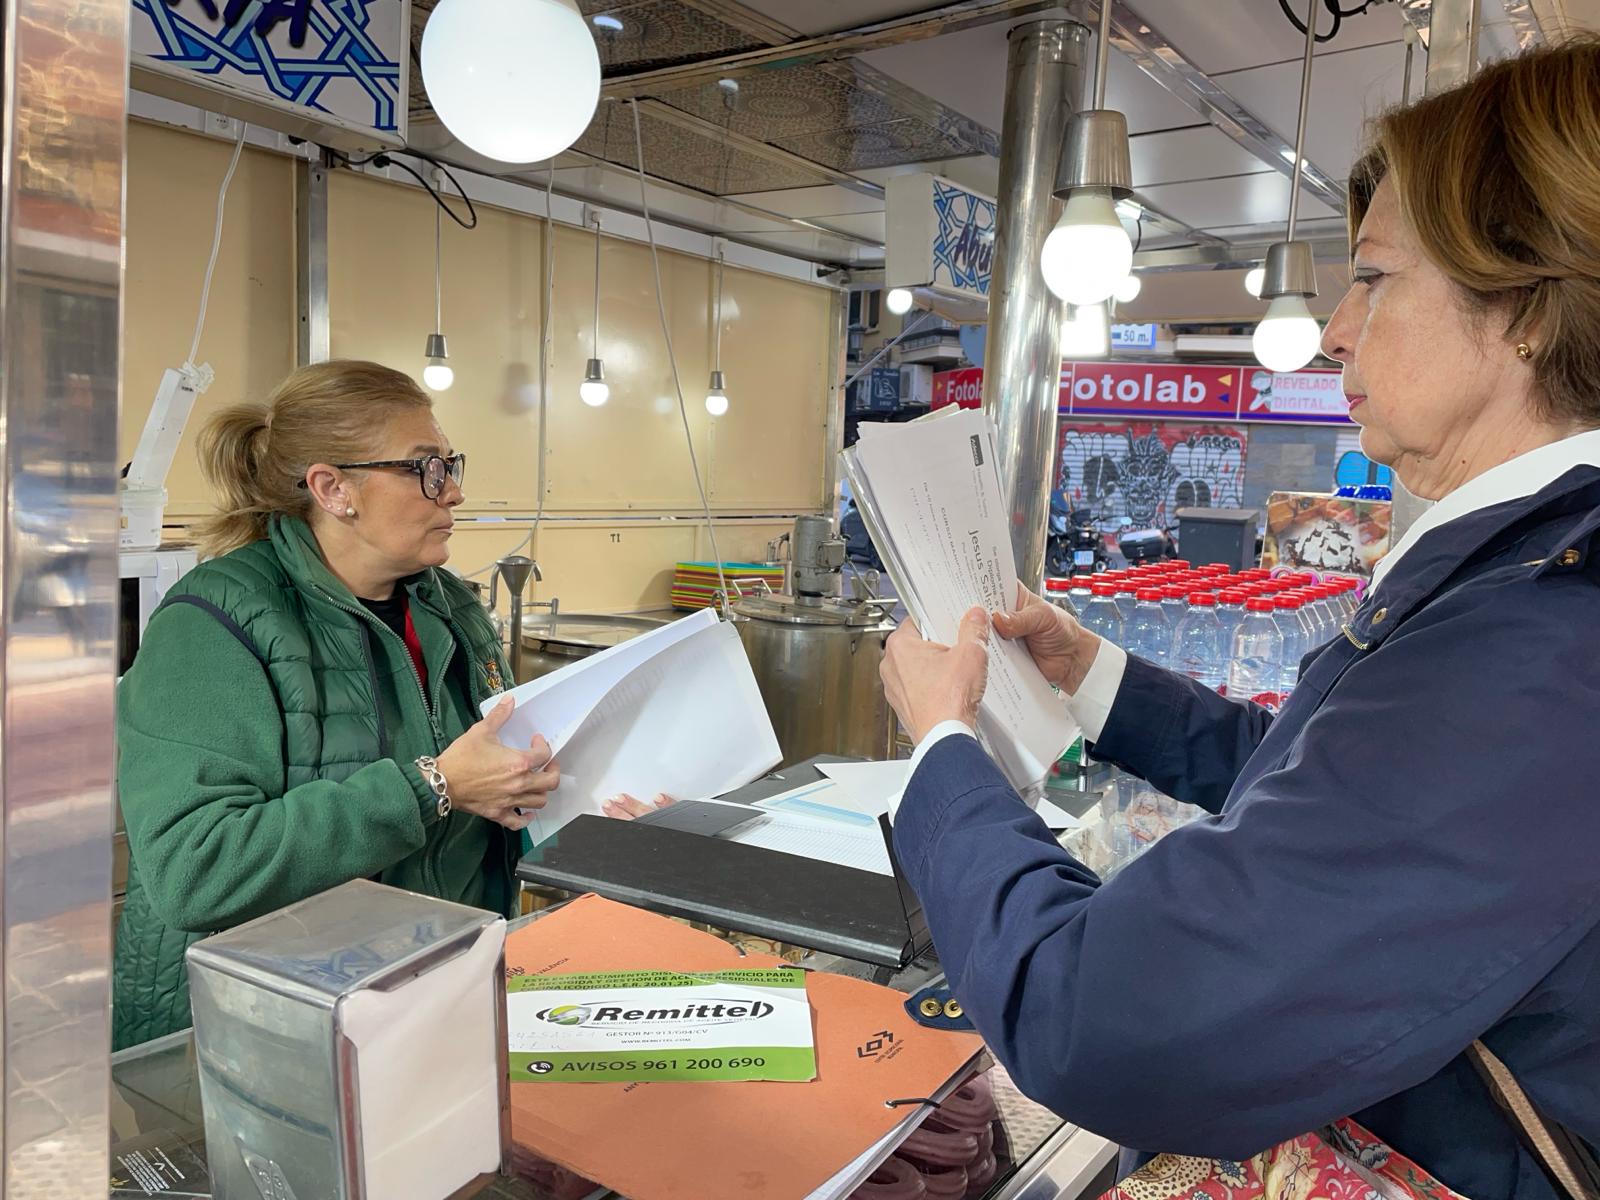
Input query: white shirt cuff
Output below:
<box><xmin>1064</xmin><ymin>639</ymin><xmax>1127</xmax><ymax>745</ymax></box>
<box><xmin>890</xmin><ymin>719</ymin><xmax>977</xmax><ymax>819</ymax></box>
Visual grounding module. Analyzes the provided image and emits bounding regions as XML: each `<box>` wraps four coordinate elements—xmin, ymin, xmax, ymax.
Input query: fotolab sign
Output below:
<box><xmin>932</xmin><ymin>363</ymin><xmax>1351</xmax><ymax>424</ymax></box>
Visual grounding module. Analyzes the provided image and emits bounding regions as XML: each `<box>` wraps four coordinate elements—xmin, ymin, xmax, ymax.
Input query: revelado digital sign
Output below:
<box><xmin>1069</xmin><ymin>370</ymin><xmax>1212</xmax><ymax>406</ymax></box>
<box><xmin>537</xmin><ymin>1000</ymin><xmax>775</xmax><ymax>1026</ymax></box>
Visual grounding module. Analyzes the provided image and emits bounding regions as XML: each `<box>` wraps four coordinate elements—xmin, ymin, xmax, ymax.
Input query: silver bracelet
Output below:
<box><xmin>415</xmin><ymin>755</ymin><xmax>451</xmax><ymax>820</ymax></box>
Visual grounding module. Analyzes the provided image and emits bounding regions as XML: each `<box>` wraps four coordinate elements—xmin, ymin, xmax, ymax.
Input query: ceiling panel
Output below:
<box><xmin>863</xmin><ymin>23</ymin><xmax>1212</xmax><ymax>138</ymax></box>
<box><xmin>1215</xmin><ymin>40</ymin><xmax>1420</xmax><ymax>178</ymax></box>
<box><xmin>773</xmin><ymin>117</ymin><xmax>975</xmax><ymax>171</ymax></box>
<box><xmin>1203</xmin><ymin>216</ymin><xmax>1351</xmax><ymax>244</ymax></box>
<box><xmin>574</xmin><ymin>103</ymin><xmax>835</xmax><ymax>193</ymax></box>
<box><xmin>732</xmin><ymin>0</ymin><xmax>936</xmax><ymax>37</ymax></box>
<box><xmin>654</xmin><ymin>64</ymin><xmax>903</xmax><ymax>141</ymax></box>
<box><xmin>726</xmin><ymin>185</ymin><xmax>887</xmax><ymax>219</ymax></box>
<box><xmin>1135</xmin><ymin>172</ymin><xmax>1337</xmax><ymax>230</ymax></box>
<box><xmin>1127</xmin><ymin>126</ymin><xmax>1272</xmax><ymax>186</ymax></box>
<box><xmin>1126</xmin><ymin>0</ymin><xmax>1413</xmax><ymax>74</ymax></box>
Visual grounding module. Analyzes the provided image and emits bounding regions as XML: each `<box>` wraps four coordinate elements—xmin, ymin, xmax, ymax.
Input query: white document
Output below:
<box><xmin>484</xmin><ymin>613</ymin><xmax>781</xmax><ymax>842</ymax></box>
<box><xmin>722</xmin><ymin>804</ymin><xmax>892</xmax><ymax>876</ymax></box>
<box><xmin>813</xmin><ymin>760</ymin><xmax>911</xmax><ymax>818</ymax></box>
<box><xmin>1035</xmin><ymin>795</ymin><xmax>1086</xmax><ymax>831</ymax></box>
<box><xmin>845</xmin><ymin>409</ymin><xmax>1078</xmax><ymax>791</ymax></box>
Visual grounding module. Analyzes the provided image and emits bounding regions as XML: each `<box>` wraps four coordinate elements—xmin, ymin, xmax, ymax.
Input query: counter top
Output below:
<box><xmin>110</xmin><ymin>910</ymin><xmax>1116</xmax><ymax>1200</ymax></box>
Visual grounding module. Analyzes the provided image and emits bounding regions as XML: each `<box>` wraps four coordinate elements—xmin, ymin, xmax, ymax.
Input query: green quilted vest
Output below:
<box><xmin>113</xmin><ymin>515</ymin><xmax>517</xmax><ymax>1048</ymax></box>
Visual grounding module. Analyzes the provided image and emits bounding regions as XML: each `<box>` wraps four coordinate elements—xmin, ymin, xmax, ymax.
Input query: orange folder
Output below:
<box><xmin>505</xmin><ymin>895</ymin><xmax>984</xmax><ymax>1200</ymax></box>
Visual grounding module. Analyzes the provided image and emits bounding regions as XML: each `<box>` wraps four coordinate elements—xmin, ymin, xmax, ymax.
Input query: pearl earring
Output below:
<box><xmin>345</xmin><ymin>506</ymin><xmax>357</xmax><ymax>518</ymax></box>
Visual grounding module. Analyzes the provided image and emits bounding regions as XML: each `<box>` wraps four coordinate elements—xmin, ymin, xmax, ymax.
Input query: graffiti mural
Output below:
<box><xmin>1056</xmin><ymin>421</ymin><xmax>1247</xmax><ymax>535</ymax></box>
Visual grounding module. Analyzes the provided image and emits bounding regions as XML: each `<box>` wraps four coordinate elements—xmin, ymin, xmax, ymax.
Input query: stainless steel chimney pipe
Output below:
<box><xmin>983</xmin><ymin>20</ymin><xmax>1091</xmax><ymax>592</ymax></box>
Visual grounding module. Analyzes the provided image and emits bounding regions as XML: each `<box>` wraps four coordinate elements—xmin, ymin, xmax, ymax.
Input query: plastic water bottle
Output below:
<box><xmin>1273</xmin><ymin>595</ymin><xmax>1308</xmax><ymax>700</ymax></box>
<box><xmin>1227</xmin><ymin>598</ymin><xmax>1285</xmax><ymax>711</ymax></box>
<box><xmin>1078</xmin><ymin>582</ymin><xmax>1125</xmax><ymax>645</ymax></box>
<box><xmin>1214</xmin><ymin>588</ymin><xmax>1247</xmax><ymax>685</ymax></box>
<box><xmin>1114</xmin><ymin>582</ymin><xmax>1141</xmax><ymax>622</ymax></box>
<box><xmin>1125</xmin><ymin>588</ymin><xmax>1173</xmax><ymax>667</ymax></box>
<box><xmin>1068</xmin><ymin>578</ymin><xmax>1095</xmax><ymax>613</ymax></box>
<box><xmin>1173</xmin><ymin>593</ymin><xmax>1226</xmax><ymax>692</ymax></box>
<box><xmin>1159</xmin><ymin>585</ymin><xmax>1189</xmax><ymax>653</ymax></box>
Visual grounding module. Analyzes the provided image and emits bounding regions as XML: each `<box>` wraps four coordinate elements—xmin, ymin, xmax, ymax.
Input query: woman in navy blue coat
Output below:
<box><xmin>881</xmin><ymin>40</ymin><xmax>1600</xmax><ymax>1200</ymax></box>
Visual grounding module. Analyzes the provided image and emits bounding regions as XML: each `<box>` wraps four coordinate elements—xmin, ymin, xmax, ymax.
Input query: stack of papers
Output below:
<box><xmin>484</xmin><ymin>610</ymin><xmax>782</xmax><ymax>842</ymax></box>
<box><xmin>671</xmin><ymin>561</ymin><xmax>786</xmax><ymax>610</ymax></box>
<box><xmin>842</xmin><ymin>408</ymin><xmax>1079</xmax><ymax>792</ymax></box>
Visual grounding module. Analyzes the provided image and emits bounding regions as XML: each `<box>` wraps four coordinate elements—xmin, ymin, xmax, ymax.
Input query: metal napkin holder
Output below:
<box><xmin>186</xmin><ymin>879</ymin><xmax>509</xmax><ymax>1200</ymax></box>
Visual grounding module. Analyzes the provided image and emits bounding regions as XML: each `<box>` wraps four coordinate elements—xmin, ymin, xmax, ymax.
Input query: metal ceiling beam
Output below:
<box><xmin>635</xmin><ymin>99</ymin><xmax>887</xmax><ymax>197</ymax></box>
<box><xmin>598</xmin><ymin>0</ymin><xmax>1071</xmax><ymax>98</ymax></box>
<box><xmin>1397</xmin><ymin>0</ymin><xmax>1546</xmax><ymax>52</ymax></box>
<box><xmin>1134</xmin><ymin>236</ymin><xmax>1349</xmax><ymax>273</ymax></box>
<box><xmin>1107</xmin><ymin>1</ymin><xmax>1348</xmax><ymax>212</ymax></box>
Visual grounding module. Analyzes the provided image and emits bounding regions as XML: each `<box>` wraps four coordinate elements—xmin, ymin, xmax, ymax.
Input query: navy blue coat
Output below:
<box><xmin>893</xmin><ymin>466</ymin><xmax>1600</xmax><ymax>1200</ymax></box>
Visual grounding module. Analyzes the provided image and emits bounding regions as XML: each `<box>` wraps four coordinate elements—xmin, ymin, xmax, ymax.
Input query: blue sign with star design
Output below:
<box><xmin>132</xmin><ymin>0</ymin><xmax>408</xmax><ymax>142</ymax></box>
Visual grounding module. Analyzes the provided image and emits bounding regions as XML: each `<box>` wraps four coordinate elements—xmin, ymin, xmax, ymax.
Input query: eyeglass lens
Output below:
<box><xmin>422</xmin><ymin>455</ymin><xmax>465</xmax><ymax>498</ymax></box>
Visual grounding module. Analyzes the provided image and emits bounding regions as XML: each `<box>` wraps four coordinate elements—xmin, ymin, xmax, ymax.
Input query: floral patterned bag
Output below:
<box><xmin>1103</xmin><ymin>1118</ymin><xmax>1469</xmax><ymax>1200</ymax></box>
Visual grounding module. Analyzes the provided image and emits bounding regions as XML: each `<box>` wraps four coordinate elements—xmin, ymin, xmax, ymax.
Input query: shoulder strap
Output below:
<box><xmin>158</xmin><ymin>594</ymin><xmax>268</xmax><ymax>668</ymax></box>
<box><xmin>1469</xmin><ymin>1040</ymin><xmax>1600</xmax><ymax>1200</ymax></box>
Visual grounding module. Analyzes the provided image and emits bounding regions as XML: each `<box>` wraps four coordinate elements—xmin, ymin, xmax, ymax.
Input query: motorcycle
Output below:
<box><xmin>1046</xmin><ymin>490</ymin><xmax>1110</xmax><ymax>577</ymax></box>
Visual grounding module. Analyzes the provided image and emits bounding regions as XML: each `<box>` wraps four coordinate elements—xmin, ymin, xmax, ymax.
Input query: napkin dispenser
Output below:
<box><xmin>186</xmin><ymin>879</ymin><xmax>508</xmax><ymax>1200</ymax></box>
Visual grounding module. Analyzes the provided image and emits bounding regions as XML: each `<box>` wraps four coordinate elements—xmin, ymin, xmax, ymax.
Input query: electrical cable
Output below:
<box><xmin>843</xmin><ymin>310</ymin><xmax>944</xmax><ymax>393</ymax></box>
<box><xmin>329</xmin><ymin>145</ymin><xmax>478</xmax><ymax>229</ymax></box>
<box><xmin>1276</xmin><ymin>0</ymin><xmax>1376</xmax><ymax>42</ymax></box>
<box><xmin>628</xmin><ymin>98</ymin><xmax>729</xmax><ymax>607</ymax></box>
<box><xmin>186</xmin><ymin>119</ymin><xmax>249</xmax><ymax>376</ymax></box>
<box><xmin>464</xmin><ymin>161</ymin><xmax>555</xmax><ymax>581</ymax></box>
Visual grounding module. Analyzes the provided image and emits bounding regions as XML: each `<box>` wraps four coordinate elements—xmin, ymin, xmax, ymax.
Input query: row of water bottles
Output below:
<box><xmin>1048</xmin><ymin>562</ymin><xmax>1364</xmax><ymax>712</ymax></box>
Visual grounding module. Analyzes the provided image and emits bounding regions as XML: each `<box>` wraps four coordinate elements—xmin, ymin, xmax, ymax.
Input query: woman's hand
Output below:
<box><xmin>434</xmin><ymin>698</ymin><xmax>560</xmax><ymax>830</ymax></box>
<box><xmin>602</xmin><ymin>794</ymin><xmax>675</xmax><ymax>820</ymax></box>
<box><xmin>880</xmin><ymin>608</ymin><xmax>991</xmax><ymax>744</ymax></box>
<box><xmin>991</xmin><ymin>584</ymin><xmax>1102</xmax><ymax>693</ymax></box>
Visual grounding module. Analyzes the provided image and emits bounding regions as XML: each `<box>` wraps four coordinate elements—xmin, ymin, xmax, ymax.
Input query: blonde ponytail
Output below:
<box><xmin>193</xmin><ymin>360</ymin><xmax>432</xmax><ymax>559</ymax></box>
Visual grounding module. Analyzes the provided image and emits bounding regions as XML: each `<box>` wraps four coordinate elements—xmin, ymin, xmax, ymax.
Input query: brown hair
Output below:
<box><xmin>1349</xmin><ymin>35</ymin><xmax>1600</xmax><ymax>426</ymax></box>
<box><xmin>195</xmin><ymin>360</ymin><xmax>432</xmax><ymax>558</ymax></box>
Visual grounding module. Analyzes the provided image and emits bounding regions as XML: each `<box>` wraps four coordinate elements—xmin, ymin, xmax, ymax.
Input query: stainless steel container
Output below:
<box><xmin>731</xmin><ymin>593</ymin><xmax>898</xmax><ymax>765</ymax></box>
<box><xmin>186</xmin><ymin>880</ymin><xmax>508</xmax><ymax>1200</ymax></box>
<box><xmin>517</xmin><ymin>612</ymin><xmax>668</xmax><ymax>682</ymax></box>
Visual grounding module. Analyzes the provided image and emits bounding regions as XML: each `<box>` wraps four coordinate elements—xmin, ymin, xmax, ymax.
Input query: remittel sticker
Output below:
<box><xmin>505</xmin><ymin>968</ymin><xmax>817</xmax><ymax>1083</ymax></box>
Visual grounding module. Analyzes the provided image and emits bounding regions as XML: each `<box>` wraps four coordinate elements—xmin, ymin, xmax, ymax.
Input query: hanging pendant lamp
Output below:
<box><xmin>579</xmin><ymin>212</ymin><xmax>610</xmax><ymax>407</ymax></box>
<box><xmin>423</xmin><ymin>198</ymin><xmax>454</xmax><ymax>390</ymax></box>
<box><xmin>1253</xmin><ymin>0</ymin><xmax>1323</xmax><ymax>374</ymax></box>
<box><xmin>1041</xmin><ymin>0</ymin><xmax>1135</xmax><ymax>307</ymax></box>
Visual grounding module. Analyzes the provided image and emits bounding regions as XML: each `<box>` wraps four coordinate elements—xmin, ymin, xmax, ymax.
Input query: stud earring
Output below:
<box><xmin>345</xmin><ymin>506</ymin><xmax>357</xmax><ymax>518</ymax></box>
<box><xmin>1516</xmin><ymin>343</ymin><xmax>1533</xmax><ymax>360</ymax></box>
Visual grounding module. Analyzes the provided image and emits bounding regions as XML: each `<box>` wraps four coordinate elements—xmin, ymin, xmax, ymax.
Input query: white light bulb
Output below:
<box><xmin>1244</xmin><ymin>266</ymin><xmax>1266</xmax><ymax>298</ymax></box>
<box><xmin>421</xmin><ymin>0</ymin><xmax>600</xmax><ymax>164</ymax></box>
<box><xmin>1039</xmin><ymin>188</ymin><xmax>1134</xmax><ymax>306</ymax></box>
<box><xmin>885</xmin><ymin>287</ymin><xmax>914</xmax><ymax>315</ymax></box>
<box><xmin>1112</xmin><ymin>273</ymin><xmax>1142</xmax><ymax>304</ymax></box>
<box><xmin>1253</xmin><ymin>295</ymin><xmax>1323</xmax><ymax>372</ymax></box>
<box><xmin>578</xmin><ymin>378</ymin><xmax>610</xmax><ymax>407</ymax></box>
<box><xmin>422</xmin><ymin>359</ymin><xmax>454</xmax><ymax>391</ymax></box>
<box><xmin>1060</xmin><ymin>302</ymin><xmax>1110</xmax><ymax>359</ymax></box>
<box><xmin>705</xmin><ymin>388</ymin><xmax>729</xmax><ymax>416</ymax></box>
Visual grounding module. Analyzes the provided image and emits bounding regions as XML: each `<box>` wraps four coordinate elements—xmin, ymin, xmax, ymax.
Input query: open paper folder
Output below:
<box><xmin>841</xmin><ymin>408</ymin><xmax>1079</xmax><ymax>792</ymax></box>
<box><xmin>483</xmin><ymin>610</ymin><xmax>781</xmax><ymax>842</ymax></box>
<box><xmin>505</xmin><ymin>896</ymin><xmax>984</xmax><ymax>1200</ymax></box>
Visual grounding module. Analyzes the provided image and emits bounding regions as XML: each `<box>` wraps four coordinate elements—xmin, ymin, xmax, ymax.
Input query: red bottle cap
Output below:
<box><xmin>1045</xmin><ymin>578</ymin><xmax>1072</xmax><ymax>592</ymax></box>
<box><xmin>1162</xmin><ymin>584</ymin><xmax>1190</xmax><ymax>599</ymax></box>
<box><xmin>1170</xmin><ymin>560</ymin><xmax>1192</xmax><ymax>569</ymax></box>
<box><xmin>1200</xmin><ymin>563</ymin><xmax>1230</xmax><ymax>575</ymax></box>
<box><xmin>1217</xmin><ymin>589</ymin><xmax>1247</xmax><ymax>604</ymax></box>
<box><xmin>1246</xmin><ymin>597</ymin><xmax>1277</xmax><ymax>612</ymax></box>
<box><xmin>1241</xmin><ymin>568</ymin><xmax>1272</xmax><ymax>581</ymax></box>
<box><xmin>1187</xmin><ymin>592</ymin><xmax>1217</xmax><ymax>606</ymax></box>
<box><xmin>1136</xmin><ymin>588</ymin><xmax>1164</xmax><ymax>602</ymax></box>
<box><xmin>1090</xmin><ymin>582</ymin><xmax>1118</xmax><ymax>597</ymax></box>
<box><xmin>1274</xmin><ymin>594</ymin><xmax>1303</xmax><ymax>609</ymax></box>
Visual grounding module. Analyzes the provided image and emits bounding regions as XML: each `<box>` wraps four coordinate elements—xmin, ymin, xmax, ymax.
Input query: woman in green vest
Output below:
<box><xmin>115</xmin><ymin>360</ymin><xmax>604</xmax><ymax>1048</ymax></box>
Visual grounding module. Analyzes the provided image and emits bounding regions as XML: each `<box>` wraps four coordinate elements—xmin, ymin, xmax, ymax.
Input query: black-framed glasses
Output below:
<box><xmin>300</xmin><ymin>453</ymin><xmax>467</xmax><ymax>499</ymax></box>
